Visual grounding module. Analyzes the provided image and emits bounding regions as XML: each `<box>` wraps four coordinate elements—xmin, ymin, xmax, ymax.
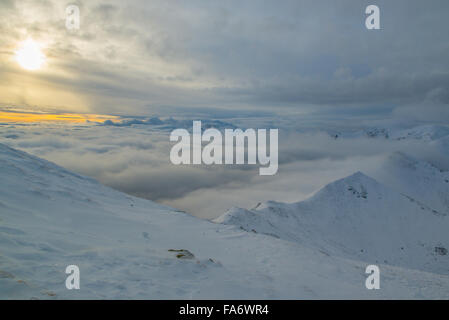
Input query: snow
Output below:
<box><xmin>1</xmin><ymin>143</ymin><xmax>449</xmax><ymax>299</ymax></box>
<box><xmin>330</xmin><ymin>124</ymin><xmax>449</xmax><ymax>141</ymax></box>
<box><xmin>215</xmin><ymin>171</ymin><xmax>449</xmax><ymax>276</ymax></box>
<box><xmin>373</xmin><ymin>152</ymin><xmax>449</xmax><ymax>215</ymax></box>
<box><xmin>391</xmin><ymin>125</ymin><xmax>449</xmax><ymax>142</ymax></box>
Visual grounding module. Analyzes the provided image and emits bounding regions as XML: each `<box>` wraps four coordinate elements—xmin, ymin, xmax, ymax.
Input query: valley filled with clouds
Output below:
<box><xmin>2</xmin><ymin>114</ymin><xmax>447</xmax><ymax>219</ymax></box>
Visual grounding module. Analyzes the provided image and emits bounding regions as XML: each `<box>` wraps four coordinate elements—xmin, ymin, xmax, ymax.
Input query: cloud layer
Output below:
<box><xmin>2</xmin><ymin>117</ymin><xmax>448</xmax><ymax>219</ymax></box>
<box><xmin>0</xmin><ymin>0</ymin><xmax>448</xmax><ymax>121</ymax></box>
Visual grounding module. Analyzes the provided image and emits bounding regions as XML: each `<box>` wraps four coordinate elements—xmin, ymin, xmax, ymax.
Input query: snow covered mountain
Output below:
<box><xmin>216</xmin><ymin>171</ymin><xmax>449</xmax><ymax>276</ymax></box>
<box><xmin>392</xmin><ymin>125</ymin><xmax>449</xmax><ymax>142</ymax></box>
<box><xmin>373</xmin><ymin>152</ymin><xmax>449</xmax><ymax>215</ymax></box>
<box><xmin>1</xmin><ymin>143</ymin><xmax>449</xmax><ymax>299</ymax></box>
<box><xmin>331</xmin><ymin>124</ymin><xmax>449</xmax><ymax>142</ymax></box>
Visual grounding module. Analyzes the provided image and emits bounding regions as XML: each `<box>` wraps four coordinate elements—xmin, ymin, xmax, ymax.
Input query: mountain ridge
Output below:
<box><xmin>215</xmin><ymin>168</ymin><xmax>449</xmax><ymax>275</ymax></box>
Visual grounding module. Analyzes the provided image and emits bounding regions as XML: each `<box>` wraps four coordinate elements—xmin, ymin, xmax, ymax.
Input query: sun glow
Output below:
<box><xmin>14</xmin><ymin>39</ymin><xmax>46</xmax><ymax>71</ymax></box>
<box><xmin>0</xmin><ymin>111</ymin><xmax>119</xmax><ymax>123</ymax></box>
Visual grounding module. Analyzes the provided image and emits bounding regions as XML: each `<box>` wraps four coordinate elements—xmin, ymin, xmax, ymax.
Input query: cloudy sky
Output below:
<box><xmin>1</xmin><ymin>0</ymin><xmax>448</xmax><ymax>218</ymax></box>
<box><xmin>1</xmin><ymin>0</ymin><xmax>448</xmax><ymax>119</ymax></box>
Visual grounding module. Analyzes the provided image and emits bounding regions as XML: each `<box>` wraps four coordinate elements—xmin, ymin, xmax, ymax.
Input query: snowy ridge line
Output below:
<box><xmin>215</xmin><ymin>166</ymin><xmax>449</xmax><ymax>276</ymax></box>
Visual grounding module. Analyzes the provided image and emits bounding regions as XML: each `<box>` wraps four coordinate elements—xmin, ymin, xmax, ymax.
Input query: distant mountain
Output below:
<box><xmin>216</xmin><ymin>171</ymin><xmax>449</xmax><ymax>275</ymax></box>
<box><xmin>330</xmin><ymin>124</ymin><xmax>449</xmax><ymax>141</ymax></box>
<box><xmin>392</xmin><ymin>125</ymin><xmax>449</xmax><ymax>142</ymax></box>
<box><xmin>101</xmin><ymin>117</ymin><xmax>237</xmax><ymax>131</ymax></box>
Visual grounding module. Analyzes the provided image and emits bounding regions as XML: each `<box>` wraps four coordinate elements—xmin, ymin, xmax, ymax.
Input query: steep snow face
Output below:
<box><xmin>2</xmin><ymin>143</ymin><xmax>449</xmax><ymax>299</ymax></box>
<box><xmin>216</xmin><ymin>171</ymin><xmax>449</xmax><ymax>275</ymax></box>
<box><xmin>374</xmin><ymin>152</ymin><xmax>449</xmax><ymax>215</ymax></box>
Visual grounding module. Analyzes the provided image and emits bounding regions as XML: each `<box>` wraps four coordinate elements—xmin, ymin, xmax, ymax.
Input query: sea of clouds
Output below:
<box><xmin>1</xmin><ymin>114</ymin><xmax>448</xmax><ymax>219</ymax></box>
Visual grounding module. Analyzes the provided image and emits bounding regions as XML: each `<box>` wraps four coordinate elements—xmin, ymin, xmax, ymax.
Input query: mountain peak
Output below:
<box><xmin>309</xmin><ymin>171</ymin><xmax>383</xmax><ymax>203</ymax></box>
<box><xmin>346</xmin><ymin>171</ymin><xmax>369</xmax><ymax>180</ymax></box>
<box><xmin>217</xmin><ymin>168</ymin><xmax>449</xmax><ymax>276</ymax></box>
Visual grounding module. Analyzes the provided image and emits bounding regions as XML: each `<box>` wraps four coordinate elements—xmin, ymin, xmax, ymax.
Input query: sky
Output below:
<box><xmin>0</xmin><ymin>0</ymin><xmax>448</xmax><ymax>120</ymax></box>
<box><xmin>1</xmin><ymin>0</ymin><xmax>449</xmax><ymax>218</ymax></box>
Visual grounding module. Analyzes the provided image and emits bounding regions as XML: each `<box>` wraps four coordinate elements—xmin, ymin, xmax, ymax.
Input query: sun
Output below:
<box><xmin>15</xmin><ymin>39</ymin><xmax>46</xmax><ymax>71</ymax></box>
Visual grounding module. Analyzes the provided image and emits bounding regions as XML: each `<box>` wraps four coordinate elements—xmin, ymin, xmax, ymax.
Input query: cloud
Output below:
<box><xmin>2</xmin><ymin>116</ymin><xmax>448</xmax><ymax>219</ymax></box>
<box><xmin>1</xmin><ymin>1</ymin><xmax>449</xmax><ymax>218</ymax></box>
<box><xmin>0</xmin><ymin>0</ymin><xmax>448</xmax><ymax>121</ymax></box>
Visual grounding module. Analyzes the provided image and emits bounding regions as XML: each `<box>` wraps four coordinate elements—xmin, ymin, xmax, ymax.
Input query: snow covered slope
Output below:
<box><xmin>1</xmin><ymin>143</ymin><xmax>449</xmax><ymax>299</ymax></box>
<box><xmin>373</xmin><ymin>152</ymin><xmax>449</xmax><ymax>215</ymax></box>
<box><xmin>216</xmin><ymin>171</ymin><xmax>449</xmax><ymax>276</ymax></box>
